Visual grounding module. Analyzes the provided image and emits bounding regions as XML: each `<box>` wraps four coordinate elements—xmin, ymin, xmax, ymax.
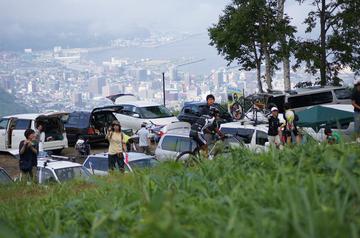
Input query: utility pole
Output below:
<box><xmin>162</xmin><ymin>72</ymin><xmax>165</xmax><ymax>106</ymax></box>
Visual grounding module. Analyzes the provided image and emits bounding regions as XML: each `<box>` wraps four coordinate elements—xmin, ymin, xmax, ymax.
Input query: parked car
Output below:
<box><xmin>219</xmin><ymin>122</ymin><xmax>270</xmax><ymax>153</ymax></box>
<box><xmin>37</xmin><ymin>155</ymin><xmax>91</xmax><ymax>184</ymax></box>
<box><xmin>64</xmin><ymin>108</ymin><xmax>133</xmax><ymax>145</ymax></box>
<box><xmin>155</xmin><ymin>130</ymin><xmax>198</xmax><ymax>161</ymax></box>
<box><xmin>0</xmin><ymin>112</ymin><xmax>68</xmax><ymax>155</ymax></box>
<box><xmin>0</xmin><ymin>167</ymin><xmax>13</xmax><ymax>184</ymax></box>
<box><xmin>90</xmin><ymin>103</ymin><xmax>178</xmax><ymax>133</ymax></box>
<box><xmin>178</xmin><ymin>102</ymin><xmax>233</xmax><ymax>125</ymax></box>
<box><xmin>247</xmin><ymin>86</ymin><xmax>352</xmax><ymax>113</ymax></box>
<box><xmin>83</xmin><ymin>152</ymin><xmax>159</xmax><ymax>175</ymax></box>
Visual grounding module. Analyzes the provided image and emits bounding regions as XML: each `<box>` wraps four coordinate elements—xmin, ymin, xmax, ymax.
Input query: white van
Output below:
<box><xmin>256</xmin><ymin>86</ymin><xmax>352</xmax><ymax>113</ymax></box>
<box><xmin>0</xmin><ymin>112</ymin><xmax>69</xmax><ymax>155</ymax></box>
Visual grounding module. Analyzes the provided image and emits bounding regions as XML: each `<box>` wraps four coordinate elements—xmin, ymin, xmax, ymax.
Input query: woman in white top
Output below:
<box><xmin>105</xmin><ymin>120</ymin><xmax>127</xmax><ymax>172</ymax></box>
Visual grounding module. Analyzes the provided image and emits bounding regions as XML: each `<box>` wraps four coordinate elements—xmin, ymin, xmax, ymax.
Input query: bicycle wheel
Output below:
<box><xmin>176</xmin><ymin>151</ymin><xmax>202</xmax><ymax>167</ymax></box>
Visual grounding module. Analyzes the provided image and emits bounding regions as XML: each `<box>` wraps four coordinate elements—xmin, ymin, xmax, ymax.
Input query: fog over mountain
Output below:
<box><xmin>0</xmin><ymin>0</ymin><xmax>313</xmax><ymax>50</ymax></box>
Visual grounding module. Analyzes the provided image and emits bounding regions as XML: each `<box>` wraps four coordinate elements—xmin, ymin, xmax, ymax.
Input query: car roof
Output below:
<box><xmin>3</xmin><ymin>112</ymin><xmax>68</xmax><ymax>120</ymax></box>
<box><xmin>116</xmin><ymin>101</ymin><xmax>163</xmax><ymax>107</ymax></box>
<box><xmin>163</xmin><ymin>131</ymin><xmax>190</xmax><ymax>137</ymax></box>
<box><xmin>85</xmin><ymin>152</ymin><xmax>155</xmax><ymax>162</ymax></box>
<box><xmin>183</xmin><ymin>101</ymin><xmax>222</xmax><ymax>106</ymax></box>
<box><xmin>37</xmin><ymin>158</ymin><xmax>83</xmax><ymax>170</ymax></box>
<box><xmin>220</xmin><ymin>122</ymin><xmax>268</xmax><ymax>131</ymax></box>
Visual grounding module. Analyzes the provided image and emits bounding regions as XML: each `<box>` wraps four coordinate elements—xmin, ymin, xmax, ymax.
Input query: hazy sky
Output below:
<box><xmin>0</xmin><ymin>0</ymin><xmax>314</xmax><ymax>34</ymax></box>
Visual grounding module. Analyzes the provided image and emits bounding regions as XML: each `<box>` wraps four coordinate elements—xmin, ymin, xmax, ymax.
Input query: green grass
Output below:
<box><xmin>0</xmin><ymin>143</ymin><xmax>360</xmax><ymax>238</ymax></box>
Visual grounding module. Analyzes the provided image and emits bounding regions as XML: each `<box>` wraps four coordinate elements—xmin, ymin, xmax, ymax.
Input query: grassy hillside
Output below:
<box><xmin>0</xmin><ymin>88</ymin><xmax>29</xmax><ymax>117</ymax></box>
<box><xmin>0</xmin><ymin>143</ymin><xmax>359</xmax><ymax>238</ymax></box>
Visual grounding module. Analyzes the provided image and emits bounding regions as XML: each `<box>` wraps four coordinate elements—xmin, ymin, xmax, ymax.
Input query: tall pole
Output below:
<box><xmin>162</xmin><ymin>72</ymin><xmax>165</xmax><ymax>106</ymax></box>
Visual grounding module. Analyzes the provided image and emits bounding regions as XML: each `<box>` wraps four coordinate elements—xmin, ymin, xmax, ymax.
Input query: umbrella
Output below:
<box><xmin>297</xmin><ymin>105</ymin><xmax>354</xmax><ymax>131</ymax></box>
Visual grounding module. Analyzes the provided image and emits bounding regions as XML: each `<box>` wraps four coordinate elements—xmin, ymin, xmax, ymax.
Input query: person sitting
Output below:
<box><xmin>189</xmin><ymin>107</ymin><xmax>224</xmax><ymax>157</ymax></box>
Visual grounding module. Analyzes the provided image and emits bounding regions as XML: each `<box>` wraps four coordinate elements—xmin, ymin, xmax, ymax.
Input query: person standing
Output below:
<box><xmin>351</xmin><ymin>80</ymin><xmax>360</xmax><ymax>141</ymax></box>
<box><xmin>282</xmin><ymin>103</ymin><xmax>300</xmax><ymax>145</ymax></box>
<box><xmin>106</xmin><ymin>120</ymin><xmax>127</xmax><ymax>172</ymax></box>
<box><xmin>19</xmin><ymin>129</ymin><xmax>38</xmax><ymax>182</ymax></box>
<box><xmin>268</xmin><ymin>107</ymin><xmax>282</xmax><ymax>148</ymax></box>
<box><xmin>35</xmin><ymin>123</ymin><xmax>45</xmax><ymax>152</ymax></box>
<box><xmin>137</xmin><ymin>123</ymin><xmax>150</xmax><ymax>154</ymax></box>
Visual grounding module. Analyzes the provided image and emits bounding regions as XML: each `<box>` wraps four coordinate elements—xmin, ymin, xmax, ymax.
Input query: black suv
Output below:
<box><xmin>64</xmin><ymin>107</ymin><xmax>132</xmax><ymax>145</ymax></box>
<box><xmin>177</xmin><ymin>102</ymin><xmax>233</xmax><ymax>125</ymax></box>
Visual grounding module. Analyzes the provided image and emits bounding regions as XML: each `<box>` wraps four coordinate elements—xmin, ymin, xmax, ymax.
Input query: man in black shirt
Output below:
<box><xmin>352</xmin><ymin>80</ymin><xmax>360</xmax><ymax>139</ymax></box>
<box><xmin>268</xmin><ymin>107</ymin><xmax>281</xmax><ymax>148</ymax></box>
<box><xmin>190</xmin><ymin>107</ymin><xmax>224</xmax><ymax>156</ymax></box>
<box><xmin>19</xmin><ymin>129</ymin><xmax>38</xmax><ymax>182</ymax></box>
<box><xmin>201</xmin><ymin>94</ymin><xmax>216</xmax><ymax>116</ymax></box>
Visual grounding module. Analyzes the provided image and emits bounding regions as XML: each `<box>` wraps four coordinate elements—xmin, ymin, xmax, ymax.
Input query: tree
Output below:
<box><xmin>295</xmin><ymin>0</ymin><xmax>360</xmax><ymax>86</ymax></box>
<box><xmin>277</xmin><ymin>0</ymin><xmax>292</xmax><ymax>91</ymax></box>
<box><xmin>209</xmin><ymin>0</ymin><xmax>295</xmax><ymax>92</ymax></box>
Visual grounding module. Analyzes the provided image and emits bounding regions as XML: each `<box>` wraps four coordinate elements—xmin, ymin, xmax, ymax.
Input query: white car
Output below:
<box><xmin>106</xmin><ymin>94</ymin><xmax>178</xmax><ymax>131</ymax></box>
<box><xmin>82</xmin><ymin>152</ymin><xmax>159</xmax><ymax>175</ymax></box>
<box><xmin>220</xmin><ymin>122</ymin><xmax>270</xmax><ymax>153</ymax></box>
<box><xmin>0</xmin><ymin>112</ymin><xmax>69</xmax><ymax>155</ymax></box>
<box><xmin>155</xmin><ymin>130</ymin><xmax>197</xmax><ymax>161</ymax></box>
<box><xmin>37</xmin><ymin>156</ymin><xmax>91</xmax><ymax>184</ymax></box>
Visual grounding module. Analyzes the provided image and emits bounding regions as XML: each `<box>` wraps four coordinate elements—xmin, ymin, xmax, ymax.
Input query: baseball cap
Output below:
<box><xmin>271</xmin><ymin>107</ymin><xmax>279</xmax><ymax>112</ymax></box>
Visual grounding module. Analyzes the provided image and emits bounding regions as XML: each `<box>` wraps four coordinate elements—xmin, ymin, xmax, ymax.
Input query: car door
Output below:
<box><xmin>114</xmin><ymin>105</ymin><xmax>142</xmax><ymax>130</ymax></box>
<box><xmin>0</xmin><ymin>118</ymin><xmax>10</xmax><ymax>150</ymax></box>
<box><xmin>156</xmin><ymin>135</ymin><xmax>179</xmax><ymax>161</ymax></box>
<box><xmin>254</xmin><ymin>130</ymin><xmax>268</xmax><ymax>153</ymax></box>
<box><xmin>11</xmin><ymin>119</ymin><xmax>32</xmax><ymax>149</ymax></box>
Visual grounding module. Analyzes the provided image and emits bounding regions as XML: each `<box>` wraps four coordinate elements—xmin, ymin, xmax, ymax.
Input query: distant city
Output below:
<box><xmin>0</xmin><ymin>32</ymin><xmax>356</xmax><ymax>113</ymax></box>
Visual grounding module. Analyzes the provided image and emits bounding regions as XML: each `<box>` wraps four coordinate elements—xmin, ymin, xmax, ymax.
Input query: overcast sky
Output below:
<box><xmin>0</xmin><ymin>0</ymin><xmax>315</xmax><ymax>33</ymax></box>
<box><xmin>0</xmin><ymin>0</ymin><xmax>316</xmax><ymax>51</ymax></box>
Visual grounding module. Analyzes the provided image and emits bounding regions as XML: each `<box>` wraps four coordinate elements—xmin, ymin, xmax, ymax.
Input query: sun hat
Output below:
<box><xmin>111</xmin><ymin>120</ymin><xmax>121</xmax><ymax>126</ymax></box>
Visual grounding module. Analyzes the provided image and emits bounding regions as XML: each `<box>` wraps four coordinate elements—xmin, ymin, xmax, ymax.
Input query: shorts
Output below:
<box><xmin>190</xmin><ymin>130</ymin><xmax>207</xmax><ymax>147</ymax></box>
<box><xmin>284</xmin><ymin>128</ymin><xmax>298</xmax><ymax>137</ymax></box>
<box><xmin>268</xmin><ymin>135</ymin><xmax>281</xmax><ymax>146</ymax></box>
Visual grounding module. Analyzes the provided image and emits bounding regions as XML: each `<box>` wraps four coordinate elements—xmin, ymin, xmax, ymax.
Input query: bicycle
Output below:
<box><xmin>175</xmin><ymin>134</ymin><xmax>243</xmax><ymax>167</ymax></box>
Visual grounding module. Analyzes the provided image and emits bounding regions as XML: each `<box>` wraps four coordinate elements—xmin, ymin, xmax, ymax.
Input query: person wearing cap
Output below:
<box><xmin>106</xmin><ymin>120</ymin><xmax>127</xmax><ymax>172</ymax></box>
<box><xmin>268</xmin><ymin>107</ymin><xmax>282</xmax><ymax>148</ymax></box>
<box><xmin>136</xmin><ymin>123</ymin><xmax>151</xmax><ymax>154</ymax></box>
<box><xmin>351</xmin><ymin>80</ymin><xmax>360</xmax><ymax>140</ymax></box>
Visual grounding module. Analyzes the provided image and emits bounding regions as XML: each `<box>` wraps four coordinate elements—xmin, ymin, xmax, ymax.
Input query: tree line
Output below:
<box><xmin>209</xmin><ymin>0</ymin><xmax>360</xmax><ymax>92</ymax></box>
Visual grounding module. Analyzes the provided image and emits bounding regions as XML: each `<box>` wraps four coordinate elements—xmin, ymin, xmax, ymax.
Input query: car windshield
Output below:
<box><xmin>138</xmin><ymin>106</ymin><xmax>173</xmax><ymax>119</ymax></box>
<box><xmin>334</xmin><ymin>88</ymin><xmax>351</xmax><ymax>100</ymax></box>
<box><xmin>0</xmin><ymin>169</ymin><xmax>12</xmax><ymax>184</ymax></box>
<box><xmin>128</xmin><ymin>158</ymin><xmax>159</xmax><ymax>170</ymax></box>
<box><xmin>220</xmin><ymin>128</ymin><xmax>255</xmax><ymax>144</ymax></box>
<box><xmin>55</xmin><ymin>166</ymin><xmax>91</xmax><ymax>182</ymax></box>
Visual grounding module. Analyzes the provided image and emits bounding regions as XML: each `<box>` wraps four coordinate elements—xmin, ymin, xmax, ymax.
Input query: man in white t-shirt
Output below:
<box><xmin>137</xmin><ymin>123</ymin><xmax>150</xmax><ymax>154</ymax></box>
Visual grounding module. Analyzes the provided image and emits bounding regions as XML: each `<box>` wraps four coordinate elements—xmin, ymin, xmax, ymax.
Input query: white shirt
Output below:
<box><xmin>137</xmin><ymin>127</ymin><xmax>149</xmax><ymax>147</ymax></box>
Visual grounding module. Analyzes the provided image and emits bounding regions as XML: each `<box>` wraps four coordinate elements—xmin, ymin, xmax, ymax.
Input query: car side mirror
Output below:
<box><xmin>265</xmin><ymin>142</ymin><xmax>270</xmax><ymax>148</ymax></box>
<box><xmin>132</xmin><ymin>113</ymin><xmax>140</xmax><ymax>118</ymax></box>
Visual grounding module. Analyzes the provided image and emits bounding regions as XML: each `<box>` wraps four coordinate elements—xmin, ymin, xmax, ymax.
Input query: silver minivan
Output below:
<box><xmin>266</xmin><ymin>86</ymin><xmax>352</xmax><ymax>112</ymax></box>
